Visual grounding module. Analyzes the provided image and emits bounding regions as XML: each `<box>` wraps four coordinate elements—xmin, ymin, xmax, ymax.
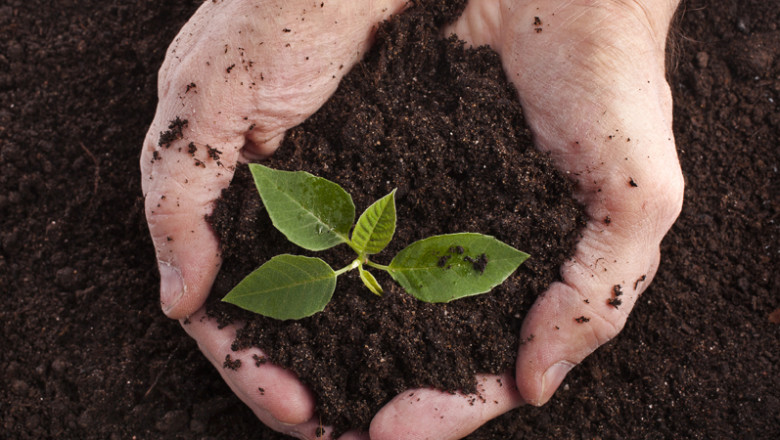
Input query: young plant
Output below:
<box><xmin>222</xmin><ymin>164</ymin><xmax>530</xmax><ymax>320</ymax></box>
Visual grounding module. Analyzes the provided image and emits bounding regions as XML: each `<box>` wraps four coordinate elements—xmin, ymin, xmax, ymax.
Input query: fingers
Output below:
<box><xmin>141</xmin><ymin>104</ymin><xmax>245</xmax><ymax>318</ymax></box>
<box><xmin>181</xmin><ymin>308</ymin><xmax>317</xmax><ymax>431</ymax></box>
<box><xmin>184</xmin><ymin>307</ymin><xmax>371</xmax><ymax>440</ymax></box>
<box><xmin>442</xmin><ymin>0</ymin><xmax>502</xmax><ymax>49</ymax></box>
<box><xmin>515</xmin><ymin>222</ymin><xmax>661</xmax><ymax>405</ymax></box>
<box><xmin>369</xmin><ymin>372</ymin><xmax>522</xmax><ymax>440</ymax></box>
<box><xmin>516</xmin><ymin>146</ymin><xmax>684</xmax><ymax>405</ymax></box>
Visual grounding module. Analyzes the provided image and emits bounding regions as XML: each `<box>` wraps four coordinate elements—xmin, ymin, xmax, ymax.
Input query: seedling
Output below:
<box><xmin>222</xmin><ymin>164</ymin><xmax>529</xmax><ymax>320</ymax></box>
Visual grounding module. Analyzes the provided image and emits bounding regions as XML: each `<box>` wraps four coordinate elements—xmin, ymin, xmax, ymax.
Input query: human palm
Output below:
<box><xmin>141</xmin><ymin>1</ymin><xmax>683</xmax><ymax>439</ymax></box>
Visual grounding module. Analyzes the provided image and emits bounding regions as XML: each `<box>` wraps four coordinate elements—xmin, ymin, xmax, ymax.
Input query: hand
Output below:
<box><xmin>369</xmin><ymin>0</ymin><xmax>684</xmax><ymax>438</ymax></box>
<box><xmin>141</xmin><ymin>0</ymin><xmax>407</xmax><ymax>438</ymax></box>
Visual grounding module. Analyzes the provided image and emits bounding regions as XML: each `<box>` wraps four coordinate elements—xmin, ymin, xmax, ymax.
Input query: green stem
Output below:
<box><xmin>334</xmin><ymin>259</ymin><xmax>361</xmax><ymax>277</ymax></box>
<box><xmin>342</xmin><ymin>237</ymin><xmax>362</xmax><ymax>255</ymax></box>
<box><xmin>365</xmin><ymin>260</ymin><xmax>391</xmax><ymax>272</ymax></box>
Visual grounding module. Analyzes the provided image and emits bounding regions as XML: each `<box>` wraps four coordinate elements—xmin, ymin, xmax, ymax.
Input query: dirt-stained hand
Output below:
<box><xmin>368</xmin><ymin>1</ymin><xmax>684</xmax><ymax>438</ymax></box>
<box><xmin>141</xmin><ymin>0</ymin><xmax>406</xmax><ymax>438</ymax></box>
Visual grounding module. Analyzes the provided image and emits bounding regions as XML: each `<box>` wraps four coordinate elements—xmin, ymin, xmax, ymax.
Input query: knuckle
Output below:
<box><xmin>605</xmin><ymin>162</ymin><xmax>684</xmax><ymax>236</ymax></box>
<box><xmin>587</xmin><ymin>308</ymin><xmax>626</xmax><ymax>348</ymax></box>
<box><xmin>649</xmin><ymin>165</ymin><xmax>685</xmax><ymax>230</ymax></box>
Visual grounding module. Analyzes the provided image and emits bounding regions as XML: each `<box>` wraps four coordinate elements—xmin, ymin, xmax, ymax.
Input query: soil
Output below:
<box><xmin>205</xmin><ymin>6</ymin><xmax>584</xmax><ymax>434</ymax></box>
<box><xmin>1</xmin><ymin>0</ymin><xmax>778</xmax><ymax>439</ymax></box>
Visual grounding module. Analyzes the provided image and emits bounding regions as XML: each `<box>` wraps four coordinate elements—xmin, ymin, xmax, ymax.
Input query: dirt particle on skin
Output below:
<box><xmin>223</xmin><ymin>355</ymin><xmax>241</xmax><ymax>370</ymax></box>
<box><xmin>629</xmin><ymin>177</ymin><xmax>638</xmax><ymax>187</ymax></box>
<box><xmin>226</xmin><ymin>63</ymin><xmax>235</xmax><ymax>73</ymax></box>
<box><xmin>188</xmin><ymin>142</ymin><xmax>197</xmax><ymax>156</ymax></box>
<box><xmin>252</xmin><ymin>354</ymin><xmax>268</xmax><ymax>366</ymax></box>
<box><xmin>206</xmin><ymin>145</ymin><xmax>222</xmax><ymax>161</ymax></box>
<box><xmin>158</xmin><ymin>117</ymin><xmax>188</xmax><ymax>148</ymax></box>
<box><xmin>185</xmin><ymin>82</ymin><xmax>197</xmax><ymax>93</ymax></box>
<box><xmin>613</xmin><ymin>284</ymin><xmax>623</xmax><ymax>297</ymax></box>
<box><xmin>258</xmin><ymin>387</ymin><xmax>265</xmax><ymax>395</ymax></box>
<box><xmin>604</xmin><ymin>215</ymin><xmax>611</xmax><ymax>225</ymax></box>
<box><xmin>575</xmin><ymin>316</ymin><xmax>590</xmax><ymax>323</ymax></box>
<box><xmin>607</xmin><ymin>297</ymin><xmax>622</xmax><ymax>309</ymax></box>
<box><xmin>533</xmin><ymin>17</ymin><xmax>543</xmax><ymax>33</ymax></box>
<box><xmin>634</xmin><ymin>274</ymin><xmax>647</xmax><ymax>290</ymax></box>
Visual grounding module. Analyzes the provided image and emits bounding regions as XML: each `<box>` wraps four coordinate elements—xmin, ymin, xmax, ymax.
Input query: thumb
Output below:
<box><xmin>515</xmin><ymin>156</ymin><xmax>684</xmax><ymax>405</ymax></box>
<box><xmin>515</xmin><ymin>241</ymin><xmax>660</xmax><ymax>406</ymax></box>
<box><xmin>140</xmin><ymin>101</ymin><xmax>252</xmax><ymax>319</ymax></box>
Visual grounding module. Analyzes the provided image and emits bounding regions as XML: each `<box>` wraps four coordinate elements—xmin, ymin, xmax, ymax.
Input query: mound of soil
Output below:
<box><xmin>204</xmin><ymin>6</ymin><xmax>583</xmax><ymax>434</ymax></box>
<box><xmin>0</xmin><ymin>0</ymin><xmax>778</xmax><ymax>439</ymax></box>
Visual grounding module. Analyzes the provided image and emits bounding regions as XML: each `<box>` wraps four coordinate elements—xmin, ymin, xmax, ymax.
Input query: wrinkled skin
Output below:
<box><xmin>141</xmin><ymin>0</ymin><xmax>683</xmax><ymax>438</ymax></box>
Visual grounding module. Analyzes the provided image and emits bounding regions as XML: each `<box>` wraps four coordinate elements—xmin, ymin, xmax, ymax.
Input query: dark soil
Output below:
<box><xmin>1</xmin><ymin>0</ymin><xmax>778</xmax><ymax>439</ymax></box>
<box><xmin>205</xmin><ymin>6</ymin><xmax>584</xmax><ymax>434</ymax></box>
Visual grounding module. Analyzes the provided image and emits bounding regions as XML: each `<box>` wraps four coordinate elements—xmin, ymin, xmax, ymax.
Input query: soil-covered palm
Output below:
<box><xmin>142</xmin><ymin>1</ymin><xmax>683</xmax><ymax>439</ymax></box>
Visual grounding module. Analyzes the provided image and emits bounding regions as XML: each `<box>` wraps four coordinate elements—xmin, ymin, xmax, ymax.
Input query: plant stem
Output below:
<box><xmin>365</xmin><ymin>260</ymin><xmax>391</xmax><ymax>272</ymax></box>
<box><xmin>334</xmin><ymin>259</ymin><xmax>361</xmax><ymax>277</ymax></box>
<box><xmin>343</xmin><ymin>237</ymin><xmax>362</xmax><ymax>255</ymax></box>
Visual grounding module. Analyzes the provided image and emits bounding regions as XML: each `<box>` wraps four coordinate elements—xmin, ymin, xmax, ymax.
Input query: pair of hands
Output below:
<box><xmin>141</xmin><ymin>0</ymin><xmax>684</xmax><ymax>438</ymax></box>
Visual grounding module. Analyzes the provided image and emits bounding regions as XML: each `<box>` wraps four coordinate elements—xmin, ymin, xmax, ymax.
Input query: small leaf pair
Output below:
<box><xmin>222</xmin><ymin>164</ymin><xmax>529</xmax><ymax>320</ymax></box>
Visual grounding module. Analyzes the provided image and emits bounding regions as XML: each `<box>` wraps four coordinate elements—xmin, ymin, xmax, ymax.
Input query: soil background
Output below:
<box><xmin>1</xmin><ymin>0</ymin><xmax>778</xmax><ymax>439</ymax></box>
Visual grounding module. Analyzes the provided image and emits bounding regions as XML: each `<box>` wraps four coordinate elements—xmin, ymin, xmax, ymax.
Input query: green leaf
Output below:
<box><xmin>388</xmin><ymin>233</ymin><xmax>529</xmax><ymax>303</ymax></box>
<box><xmin>222</xmin><ymin>254</ymin><xmax>337</xmax><ymax>320</ymax></box>
<box><xmin>351</xmin><ymin>189</ymin><xmax>397</xmax><ymax>255</ymax></box>
<box><xmin>249</xmin><ymin>164</ymin><xmax>354</xmax><ymax>251</ymax></box>
<box><xmin>359</xmin><ymin>265</ymin><xmax>383</xmax><ymax>296</ymax></box>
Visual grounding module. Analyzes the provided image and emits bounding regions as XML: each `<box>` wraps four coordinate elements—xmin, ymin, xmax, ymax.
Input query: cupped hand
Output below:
<box><xmin>369</xmin><ymin>0</ymin><xmax>684</xmax><ymax>438</ymax></box>
<box><xmin>141</xmin><ymin>0</ymin><xmax>406</xmax><ymax>438</ymax></box>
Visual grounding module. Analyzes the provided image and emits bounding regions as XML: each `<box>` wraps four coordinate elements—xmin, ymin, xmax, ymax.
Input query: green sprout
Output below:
<box><xmin>222</xmin><ymin>164</ymin><xmax>530</xmax><ymax>320</ymax></box>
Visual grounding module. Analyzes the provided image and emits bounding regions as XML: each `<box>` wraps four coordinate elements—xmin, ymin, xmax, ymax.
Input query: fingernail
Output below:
<box><xmin>159</xmin><ymin>262</ymin><xmax>184</xmax><ymax>315</ymax></box>
<box><xmin>536</xmin><ymin>361</ymin><xmax>575</xmax><ymax>406</ymax></box>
